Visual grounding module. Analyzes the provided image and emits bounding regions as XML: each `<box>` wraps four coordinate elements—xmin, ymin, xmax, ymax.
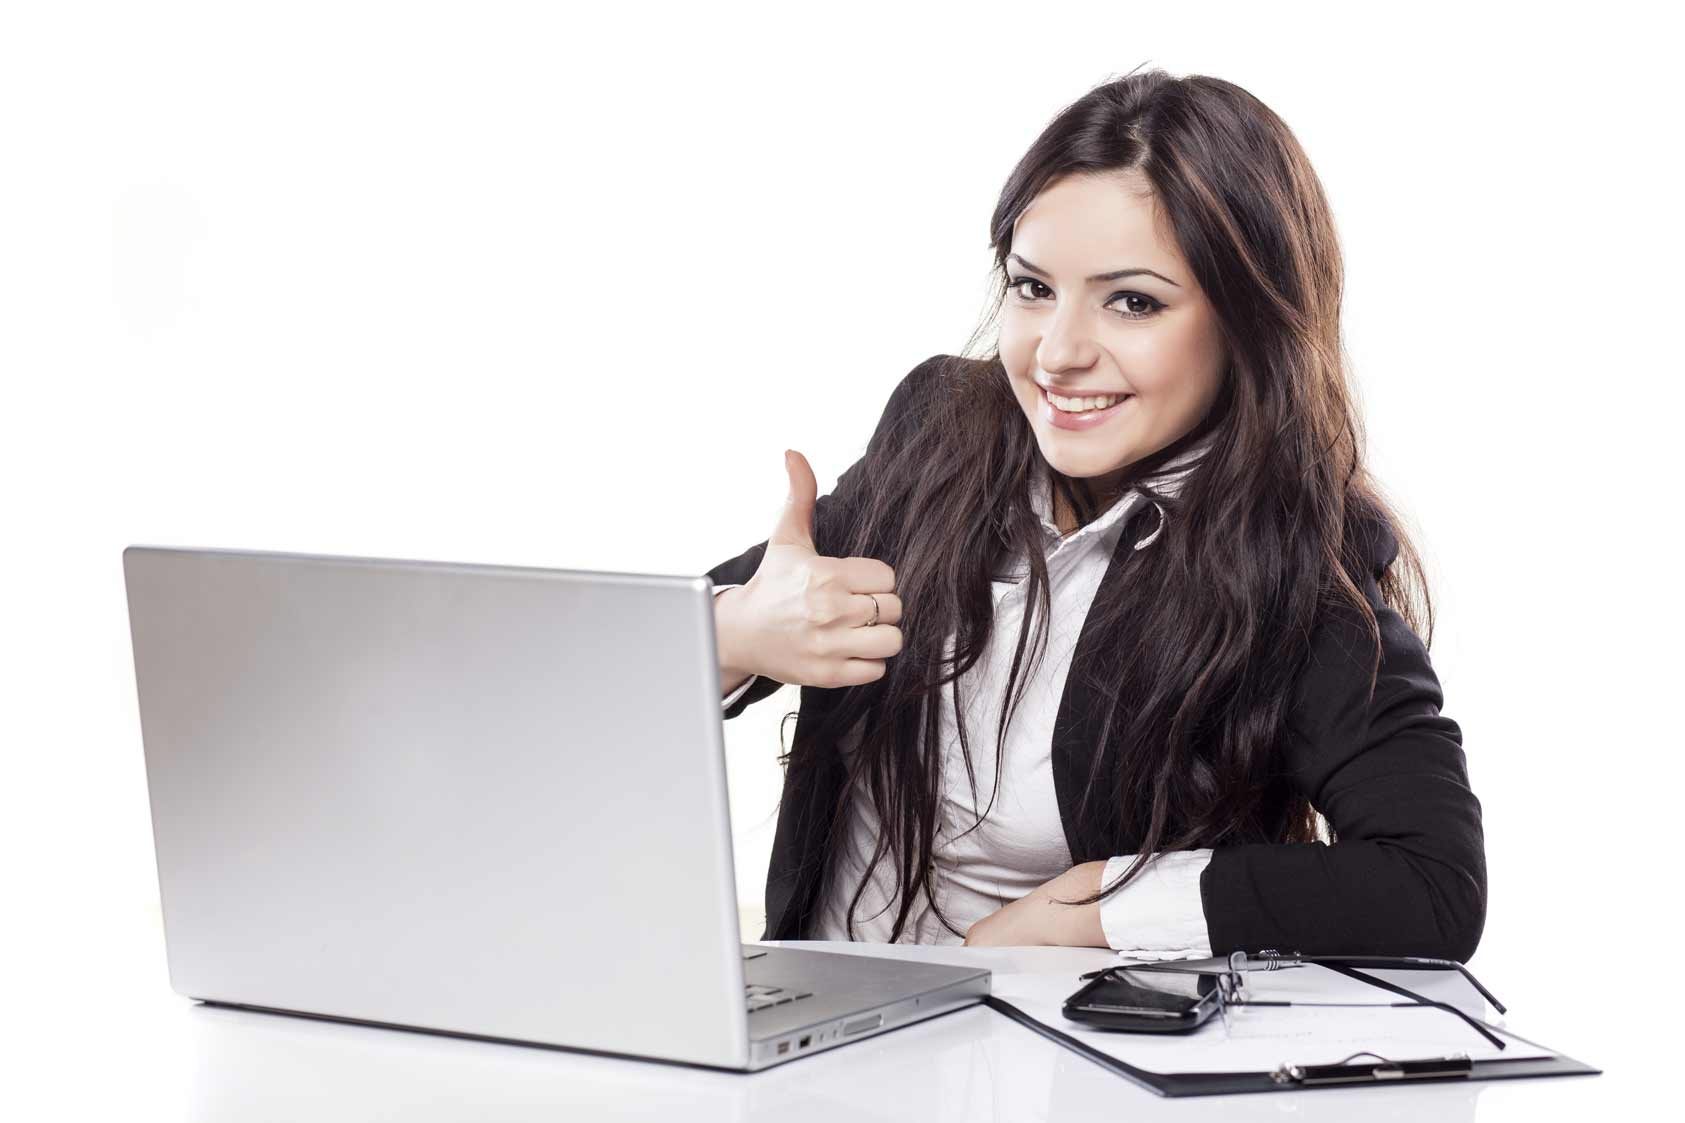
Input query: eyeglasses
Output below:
<box><xmin>1077</xmin><ymin>949</ymin><xmax>1509</xmax><ymax>1049</ymax></box>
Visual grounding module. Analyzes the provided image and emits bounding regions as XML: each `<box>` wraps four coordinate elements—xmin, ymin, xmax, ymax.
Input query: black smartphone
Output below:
<box><xmin>1062</xmin><ymin>967</ymin><xmax>1224</xmax><ymax>1034</ymax></box>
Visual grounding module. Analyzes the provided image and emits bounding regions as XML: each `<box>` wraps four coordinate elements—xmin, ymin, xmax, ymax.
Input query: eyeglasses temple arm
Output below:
<box><xmin>1323</xmin><ymin>964</ymin><xmax>1507</xmax><ymax>1051</ymax></box>
<box><xmin>1302</xmin><ymin>955</ymin><xmax>1506</xmax><ymax>1015</ymax></box>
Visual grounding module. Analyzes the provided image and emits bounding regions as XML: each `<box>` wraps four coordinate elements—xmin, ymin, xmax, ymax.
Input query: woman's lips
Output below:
<box><xmin>1040</xmin><ymin>385</ymin><xmax>1133</xmax><ymax>431</ymax></box>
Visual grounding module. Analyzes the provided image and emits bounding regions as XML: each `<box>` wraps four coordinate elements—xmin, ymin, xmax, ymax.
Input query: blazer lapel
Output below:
<box><xmin>1050</xmin><ymin>500</ymin><xmax>1162</xmax><ymax>863</ymax></box>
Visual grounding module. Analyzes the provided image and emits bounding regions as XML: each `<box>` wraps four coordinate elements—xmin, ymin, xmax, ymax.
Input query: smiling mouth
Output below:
<box><xmin>1040</xmin><ymin>385</ymin><xmax>1134</xmax><ymax>413</ymax></box>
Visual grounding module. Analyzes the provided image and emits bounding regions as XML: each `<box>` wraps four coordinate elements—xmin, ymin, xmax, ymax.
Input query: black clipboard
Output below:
<box><xmin>982</xmin><ymin>966</ymin><xmax>1601</xmax><ymax>1098</ymax></box>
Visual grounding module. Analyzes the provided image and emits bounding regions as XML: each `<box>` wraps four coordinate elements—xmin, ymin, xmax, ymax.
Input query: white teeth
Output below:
<box><xmin>1046</xmin><ymin>389</ymin><xmax>1128</xmax><ymax>412</ymax></box>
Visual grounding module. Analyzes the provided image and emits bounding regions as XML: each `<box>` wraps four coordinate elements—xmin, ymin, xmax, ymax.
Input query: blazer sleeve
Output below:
<box><xmin>706</xmin><ymin>353</ymin><xmax>944</xmax><ymax>721</ymax></box>
<box><xmin>1198</xmin><ymin>519</ymin><xmax>1488</xmax><ymax>963</ymax></box>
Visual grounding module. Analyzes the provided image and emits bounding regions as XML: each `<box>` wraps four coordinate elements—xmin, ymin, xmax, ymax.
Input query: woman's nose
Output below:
<box><xmin>1037</xmin><ymin>305</ymin><xmax>1100</xmax><ymax>373</ymax></box>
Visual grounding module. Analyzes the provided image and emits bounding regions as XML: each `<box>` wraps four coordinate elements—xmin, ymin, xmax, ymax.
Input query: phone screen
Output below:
<box><xmin>1076</xmin><ymin>969</ymin><xmax>1213</xmax><ymax>1017</ymax></box>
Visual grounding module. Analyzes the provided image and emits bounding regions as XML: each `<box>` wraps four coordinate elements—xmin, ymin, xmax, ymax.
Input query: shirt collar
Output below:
<box><xmin>1031</xmin><ymin>432</ymin><xmax>1217</xmax><ymax>552</ymax></box>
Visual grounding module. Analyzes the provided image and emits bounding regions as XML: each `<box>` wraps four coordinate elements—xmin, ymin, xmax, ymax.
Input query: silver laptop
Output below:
<box><xmin>122</xmin><ymin>545</ymin><xmax>989</xmax><ymax>1071</ymax></box>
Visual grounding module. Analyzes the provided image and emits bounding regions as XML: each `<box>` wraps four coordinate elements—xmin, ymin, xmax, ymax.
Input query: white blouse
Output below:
<box><xmin>718</xmin><ymin>441</ymin><xmax>1216</xmax><ymax>959</ymax></box>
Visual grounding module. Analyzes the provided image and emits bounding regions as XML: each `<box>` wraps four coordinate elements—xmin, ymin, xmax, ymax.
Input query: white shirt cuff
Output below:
<box><xmin>713</xmin><ymin>584</ymin><xmax>758</xmax><ymax>710</ymax></box>
<box><xmin>1098</xmin><ymin>849</ymin><xmax>1215</xmax><ymax>961</ymax></box>
<box><xmin>721</xmin><ymin>672</ymin><xmax>758</xmax><ymax>710</ymax></box>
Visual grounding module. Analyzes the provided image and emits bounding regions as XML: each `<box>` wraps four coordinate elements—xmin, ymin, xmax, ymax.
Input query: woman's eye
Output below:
<box><xmin>1007</xmin><ymin>276</ymin><xmax>1051</xmax><ymax>301</ymax></box>
<box><xmin>1111</xmin><ymin>292</ymin><xmax>1163</xmax><ymax>320</ymax></box>
<box><xmin>1005</xmin><ymin>276</ymin><xmax>1163</xmax><ymax>321</ymax></box>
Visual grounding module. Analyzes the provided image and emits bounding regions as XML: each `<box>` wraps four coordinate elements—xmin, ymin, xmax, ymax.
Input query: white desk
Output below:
<box><xmin>27</xmin><ymin>934</ymin><xmax>1619</xmax><ymax>1121</ymax></box>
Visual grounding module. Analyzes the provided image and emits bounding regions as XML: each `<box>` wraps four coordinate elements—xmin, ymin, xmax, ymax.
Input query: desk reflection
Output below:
<box><xmin>179</xmin><ymin>942</ymin><xmax>1487</xmax><ymax>1123</ymax></box>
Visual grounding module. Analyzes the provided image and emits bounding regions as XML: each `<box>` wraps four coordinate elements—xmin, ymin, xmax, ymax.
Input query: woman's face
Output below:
<box><xmin>999</xmin><ymin>170</ymin><xmax>1228</xmax><ymax>497</ymax></box>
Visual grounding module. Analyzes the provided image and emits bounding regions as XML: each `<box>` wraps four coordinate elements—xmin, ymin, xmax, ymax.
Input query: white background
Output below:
<box><xmin>2</xmin><ymin>1</ymin><xmax>1676</xmax><ymax>1117</ymax></box>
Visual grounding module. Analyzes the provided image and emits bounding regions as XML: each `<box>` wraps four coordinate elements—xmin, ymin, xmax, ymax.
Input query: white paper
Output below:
<box><xmin>989</xmin><ymin>968</ymin><xmax>1553</xmax><ymax>1075</ymax></box>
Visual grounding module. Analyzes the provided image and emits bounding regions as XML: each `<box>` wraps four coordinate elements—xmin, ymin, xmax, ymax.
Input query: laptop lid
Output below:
<box><xmin>124</xmin><ymin>545</ymin><xmax>752</xmax><ymax>1068</ymax></box>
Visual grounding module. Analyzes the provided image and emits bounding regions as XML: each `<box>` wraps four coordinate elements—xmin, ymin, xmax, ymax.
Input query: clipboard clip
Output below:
<box><xmin>1270</xmin><ymin>1050</ymin><xmax>1473</xmax><ymax>1086</ymax></box>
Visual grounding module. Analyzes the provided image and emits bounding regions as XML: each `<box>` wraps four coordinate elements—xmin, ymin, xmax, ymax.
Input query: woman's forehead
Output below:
<box><xmin>1011</xmin><ymin>173</ymin><xmax>1185</xmax><ymax>281</ymax></box>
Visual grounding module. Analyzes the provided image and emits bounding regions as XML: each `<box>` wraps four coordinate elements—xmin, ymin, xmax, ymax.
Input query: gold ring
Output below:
<box><xmin>864</xmin><ymin>593</ymin><xmax>880</xmax><ymax>627</ymax></box>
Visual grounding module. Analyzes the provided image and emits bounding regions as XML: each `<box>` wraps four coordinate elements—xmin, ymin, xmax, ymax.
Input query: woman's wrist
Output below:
<box><xmin>714</xmin><ymin>585</ymin><xmax>756</xmax><ymax>688</ymax></box>
<box><xmin>1049</xmin><ymin>860</ymin><xmax>1110</xmax><ymax>947</ymax></box>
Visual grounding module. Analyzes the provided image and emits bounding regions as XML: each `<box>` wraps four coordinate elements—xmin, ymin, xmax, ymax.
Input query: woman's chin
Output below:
<box><xmin>1039</xmin><ymin>444</ymin><xmax>1132</xmax><ymax>484</ymax></box>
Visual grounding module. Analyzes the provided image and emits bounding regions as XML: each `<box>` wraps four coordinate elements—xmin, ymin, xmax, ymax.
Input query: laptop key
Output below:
<box><xmin>747</xmin><ymin>990</ymin><xmax>814</xmax><ymax>1013</ymax></box>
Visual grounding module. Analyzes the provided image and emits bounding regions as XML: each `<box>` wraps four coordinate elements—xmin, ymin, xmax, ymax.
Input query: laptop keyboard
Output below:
<box><xmin>745</xmin><ymin>983</ymin><xmax>813</xmax><ymax>1013</ymax></box>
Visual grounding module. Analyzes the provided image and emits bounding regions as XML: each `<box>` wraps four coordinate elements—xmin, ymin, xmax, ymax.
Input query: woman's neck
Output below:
<box><xmin>1051</xmin><ymin>487</ymin><xmax>1081</xmax><ymax>537</ymax></box>
<box><xmin>1050</xmin><ymin>473</ymin><xmax>1125</xmax><ymax>536</ymax></box>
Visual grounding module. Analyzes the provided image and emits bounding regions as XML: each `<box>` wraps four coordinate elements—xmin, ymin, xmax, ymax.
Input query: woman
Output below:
<box><xmin>707</xmin><ymin>68</ymin><xmax>1485</xmax><ymax>963</ymax></box>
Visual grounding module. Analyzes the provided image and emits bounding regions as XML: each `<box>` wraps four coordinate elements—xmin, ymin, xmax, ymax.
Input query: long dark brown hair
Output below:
<box><xmin>797</xmin><ymin>67</ymin><xmax>1434</xmax><ymax>941</ymax></box>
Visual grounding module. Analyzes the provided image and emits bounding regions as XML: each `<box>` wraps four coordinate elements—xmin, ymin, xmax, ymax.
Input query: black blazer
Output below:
<box><xmin>707</xmin><ymin>356</ymin><xmax>1487</xmax><ymax>963</ymax></box>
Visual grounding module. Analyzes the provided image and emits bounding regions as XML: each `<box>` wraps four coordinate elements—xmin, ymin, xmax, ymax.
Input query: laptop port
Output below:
<box><xmin>798</xmin><ymin>1035</ymin><xmax>812</xmax><ymax>1048</ymax></box>
<box><xmin>843</xmin><ymin>1013</ymin><xmax>884</xmax><ymax>1036</ymax></box>
<box><xmin>776</xmin><ymin>1041</ymin><xmax>790</xmax><ymax>1055</ymax></box>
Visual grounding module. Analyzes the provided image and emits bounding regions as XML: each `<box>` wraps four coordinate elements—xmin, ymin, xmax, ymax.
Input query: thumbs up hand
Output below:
<box><xmin>730</xmin><ymin>450</ymin><xmax>903</xmax><ymax>690</ymax></box>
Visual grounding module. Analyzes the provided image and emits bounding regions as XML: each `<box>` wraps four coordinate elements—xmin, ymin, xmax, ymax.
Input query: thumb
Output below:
<box><xmin>768</xmin><ymin>449</ymin><xmax>819</xmax><ymax>552</ymax></box>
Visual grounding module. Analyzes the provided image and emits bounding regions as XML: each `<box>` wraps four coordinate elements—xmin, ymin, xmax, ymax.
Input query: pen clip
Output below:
<box><xmin>1270</xmin><ymin>1051</ymin><xmax>1473</xmax><ymax>1086</ymax></box>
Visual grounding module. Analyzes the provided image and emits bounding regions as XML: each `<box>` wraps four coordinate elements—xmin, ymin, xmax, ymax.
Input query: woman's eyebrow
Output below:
<box><xmin>1007</xmin><ymin>252</ymin><xmax>1181</xmax><ymax>288</ymax></box>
